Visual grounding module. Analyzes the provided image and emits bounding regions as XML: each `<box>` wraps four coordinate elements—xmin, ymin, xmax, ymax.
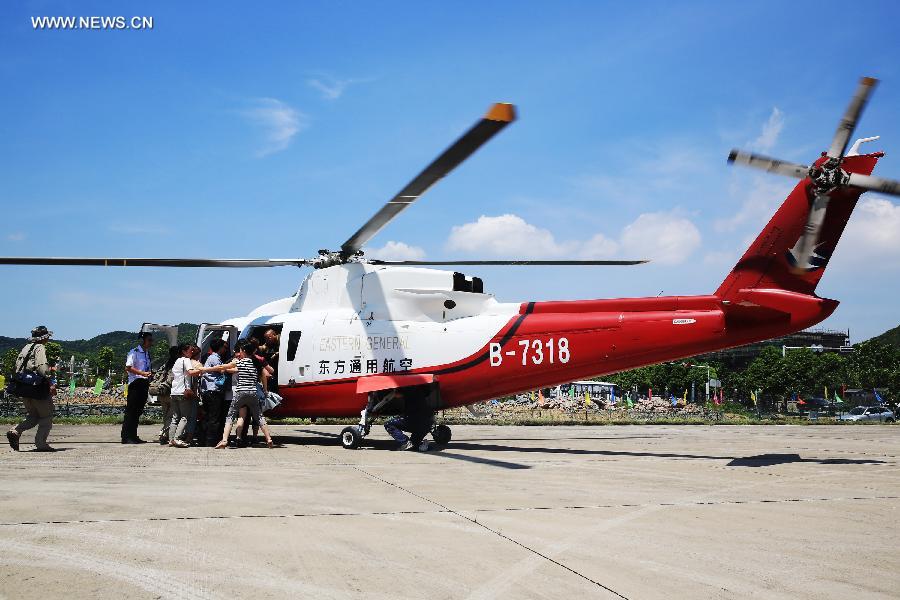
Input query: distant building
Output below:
<box><xmin>693</xmin><ymin>328</ymin><xmax>852</xmax><ymax>369</ymax></box>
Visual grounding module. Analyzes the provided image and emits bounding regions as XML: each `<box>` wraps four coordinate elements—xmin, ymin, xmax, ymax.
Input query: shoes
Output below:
<box><xmin>236</xmin><ymin>438</ymin><xmax>248</xmax><ymax>448</ymax></box>
<box><xmin>169</xmin><ymin>439</ymin><xmax>189</xmax><ymax>448</ymax></box>
<box><xmin>6</xmin><ymin>430</ymin><xmax>20</xmax><ymax>452</ymax></box>
<box><xmin>393</xmin><ymin>440</ymin><xmax>414</xmax><ymax>451</ymax></box>
<box><xmin>158</xmin><ymin>437</ymin><xmax>169</xmax><ymax>445</ymax></box>
<box><xmin>34</xmin><ymin>446</ymin><xmax>58</xmax><ymax>452</ymax></box>
<box><xmin>418</xmin><ymin>441</ymin><xmax>431</xmax><ymax>452</ymax></box>
<box><xmin>121</xmin><ymin>438</ymin><xmax>139</xmax><ymax>445</ymax></box>
<box><xmin>227</xmin><ymin>437</ymin><xmax>237</xmax><ymax>449</ymax></box>
<box><xmin>132</xmin><ymin>438</ymin><xmax>148</xmax><ymax>444</ymax></box>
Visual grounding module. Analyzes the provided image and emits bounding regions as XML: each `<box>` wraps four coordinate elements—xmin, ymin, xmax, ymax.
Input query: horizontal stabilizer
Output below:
<box><xmin>732</xmin><ymin>288</ymin><xmax>838</xmax><ymax>327</ymax></box>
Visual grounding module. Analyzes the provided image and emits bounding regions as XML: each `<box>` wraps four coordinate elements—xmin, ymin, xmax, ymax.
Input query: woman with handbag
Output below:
<box><xmin>168</xmin><ymin>343</ymin><xmax>216</xmax><ymax>448</ymax></box>
<box><xmin>151</xmin><ymin>346</ymin><xmax>179</xmax><ymax>445</ymax></box>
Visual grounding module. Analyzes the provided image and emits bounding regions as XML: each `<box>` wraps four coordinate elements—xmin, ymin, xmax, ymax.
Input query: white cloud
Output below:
<box><xmin>307</xmin><ymin>75</ymin><xmax>371</xmax><ymax>100</ymax></box>
<box><xmin>446</xmin><ymin>212</ymin><xmax>700</xmax><ymax>265</ymax></box>
<box><xmin>751</xmin><ymin>107</ymin><xmax>784</xmax><ymax>152</ymax></box>
<box><xmin>836</xmin><ymin>197</ymin><xmax>900</xmax><ymax>267</ymax></box>
<box><xmin>447</xmin><ymin>214</ymin><xmax>577</xmax><ymax>259</ymax></box>
<box><xmin>242</xmin><ymin>98</ymin><xmax>306</xmax><ymax>157</ymax></box>
<box><xmin>364</xmin><ymin>241</ymin><xmax>426</xmax><ymax>261</ymax></box>
<box><xmin>619</xmin><ymin>212</ymin><xmax>702</xmax><ymax>265</ymax></box>
<box><xmin>6</xmin><ymin>232</ymin><xmax>26</xmax><ymax>242</ymax></box>
<box><xmin>714</xmin><ymin>174</ymin><xmax>794</xmax><ymax>233</ymax></box>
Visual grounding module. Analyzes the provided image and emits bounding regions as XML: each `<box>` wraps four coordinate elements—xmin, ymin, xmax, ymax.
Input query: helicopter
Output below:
<box><xmin>3</xmin><ymin>77</ymin><xmax>898</xmax><ymax>449</ymax></box>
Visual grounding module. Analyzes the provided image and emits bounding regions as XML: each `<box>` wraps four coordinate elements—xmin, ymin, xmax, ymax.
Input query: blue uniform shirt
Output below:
<box><xmin>126</xmin><ymin>346</ymin><xmax>152</xmax><ymax>384</ymax></box>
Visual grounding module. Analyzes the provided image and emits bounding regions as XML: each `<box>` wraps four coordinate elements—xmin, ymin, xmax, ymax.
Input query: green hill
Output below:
<box><xmin>871</xmin><ymin>324</ymin><xmax>900</xmax><ymax>348</ymax></box>
<box><xmin>0</xmin><ymin>323</ymin><xmax>199</xmax><ymax>365</ymax></box>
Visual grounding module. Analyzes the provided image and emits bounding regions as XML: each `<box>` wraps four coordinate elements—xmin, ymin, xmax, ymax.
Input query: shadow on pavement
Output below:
<box><xmin>726</xmin><ymin>453</ymin><xmax>885</xmax><ymax>467</ymax></box>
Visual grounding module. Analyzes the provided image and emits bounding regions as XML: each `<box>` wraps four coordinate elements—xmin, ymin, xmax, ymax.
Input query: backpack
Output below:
<box><xmin>10</xmin><ymin>344</ymin><xmax>49</xmax><ymax>399</ymax></box>
<box><xmin>148</xmin><ymin>367</ymin><xmax>173</xmax><ymax>396</ymax></box>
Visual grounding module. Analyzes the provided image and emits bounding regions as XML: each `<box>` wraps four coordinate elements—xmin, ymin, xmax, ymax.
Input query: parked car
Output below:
<box><xmin>838</xmin><ymin>406</ymin><xmax>896</xmax><ymax>423</ymax></box>
<box><xmin>797</xmin><ymin>397</ymin><xmax>836</xmax><ymax>415</ymax></box>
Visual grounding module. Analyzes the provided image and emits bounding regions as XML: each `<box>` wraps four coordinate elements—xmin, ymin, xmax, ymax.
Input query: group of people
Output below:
<box><xmin>5</xmin><ymin>324</ymin><xmax>437</xmax><ymax>453</ymax></box>
<box><xmin>126</xmin><ymin>329</ymin><xmax>281</xmax><ymax>449</ymax></box>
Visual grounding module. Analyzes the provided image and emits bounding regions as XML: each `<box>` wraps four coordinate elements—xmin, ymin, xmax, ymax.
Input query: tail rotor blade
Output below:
<box><xmin>827</xmin><ymin>76</ymin><xmax>879</xmax><ymax>158</ymax></box>
<box><xmin>847</xmin><ymin>172</ymin><xmax>900</xmax><ymax>197</ymax></box>
<box><xmin>789</xmin><ymin>193</ymin><xmax>831</xmax><ymax>272</ymax></box>
<box><xmin>727</xmin><ymin>150</ymin><xmax>808</xmax><ymax>179</ymax></box>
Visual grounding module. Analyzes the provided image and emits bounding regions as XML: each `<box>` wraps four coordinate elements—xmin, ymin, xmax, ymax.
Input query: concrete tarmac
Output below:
<box><xmin>0</xmin><ymin>424</ymin><xmax>898</xmax><ymax>599</ymax></box>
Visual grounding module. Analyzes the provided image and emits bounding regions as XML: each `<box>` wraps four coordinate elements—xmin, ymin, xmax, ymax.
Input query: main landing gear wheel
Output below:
<box><xmin>340</xmin><ymin>426</ymin><xmax>363</xmax><ymax>449</ymax></box>
<box><xmin>432</xmin><ymin>424</ymin><xmax>452</xmax><ymax>446</ymax></box>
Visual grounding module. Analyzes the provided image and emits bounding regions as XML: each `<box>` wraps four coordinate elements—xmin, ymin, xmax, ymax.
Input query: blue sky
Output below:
<box><xmin>1</xmin><ymin>1</ymin><xmax>899</xmax><ymax>341</ymax></box>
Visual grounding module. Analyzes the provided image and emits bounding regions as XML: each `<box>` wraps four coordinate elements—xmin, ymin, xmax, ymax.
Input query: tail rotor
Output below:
<box><xmin>727</xmin><ymin>76</ymin><xmax>900</xmax><ymax>272</ymax></box>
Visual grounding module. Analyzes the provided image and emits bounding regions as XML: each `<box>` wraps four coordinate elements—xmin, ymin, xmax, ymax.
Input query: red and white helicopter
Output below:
<box><xmin>3</xmin><ymin>77</ymin><xmax>898</xmax><ymax>449</ymax></box>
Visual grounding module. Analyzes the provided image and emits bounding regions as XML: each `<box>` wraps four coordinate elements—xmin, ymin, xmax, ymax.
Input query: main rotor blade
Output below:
<box><xmin>367</xmin><ymin>259</ymin><xmax>648</xmax><ymax>266</ymax></box>
<box><xmin>0</xmin><ymin>257</ymin><xmax>313</xmax><ymax>268</ymax></box>
<box><xmin>846</xmin><ymin>172</ymin><xmax>900</xmax><ymax>197</ymax></box>
<box><xmin>727</xmin><ymin>150</ymin><xmax>808</xmax><ymax>179</ymax></box>
<box><xmin>827</xmin><ymin>76</ymin><xmax>878</xmax><ymax>158</ymax></box>
<box><xmin>340</xmin><ymin>103</ymin><xmax>516</xmax><ymax>259</ymax></box>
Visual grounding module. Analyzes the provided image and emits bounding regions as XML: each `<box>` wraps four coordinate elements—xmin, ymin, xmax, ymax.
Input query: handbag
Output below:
<box><xmin>148</xmin><ymin>368</ymin><xmax>172</xmax><ymax>396</ymax></box>
<box><xmin>262</xmin><ymin>391</ymin><xmax>282</xmax><ymax>413</ymax></box>
<box><xmin>11</xmin><ymin>344</ymin><xmax>49</xmax><ymax>399</ymax></box>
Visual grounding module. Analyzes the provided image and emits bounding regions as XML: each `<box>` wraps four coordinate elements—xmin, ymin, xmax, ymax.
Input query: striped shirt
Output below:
<box><xmin>234</xmin><ymin>358</ymin><xmax>258</xmax><ymax>393</ymax></box>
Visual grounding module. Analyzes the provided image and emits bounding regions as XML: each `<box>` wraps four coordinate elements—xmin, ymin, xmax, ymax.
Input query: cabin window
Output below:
<box><xmin>286</xmin><ymin>331</ymin><xmax>302</xmax><ymax>361</ymax></box>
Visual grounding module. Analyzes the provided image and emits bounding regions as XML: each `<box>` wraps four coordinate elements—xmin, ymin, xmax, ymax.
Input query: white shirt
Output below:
<box><xmin>170</xmin><ymin>357</ymin><xmax>192</xmax><ymax>396</ymax></box>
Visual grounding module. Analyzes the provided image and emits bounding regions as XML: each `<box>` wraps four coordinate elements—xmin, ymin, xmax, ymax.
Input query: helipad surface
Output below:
<box><xmin>1</xmin><ymin>424</ymin><xmax>897</xmax><ymax>599</ymax></box>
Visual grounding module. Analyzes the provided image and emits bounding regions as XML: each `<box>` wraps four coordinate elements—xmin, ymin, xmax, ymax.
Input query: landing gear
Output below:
<box><xmin>340</xmin><ymin>426</ymin><xmax>363</xmax><ymax>450</ymax></box>
<box><xmin>432</xmin><ymin>424</ymin><xmax>452</xmax><ymax>446</ymax></box>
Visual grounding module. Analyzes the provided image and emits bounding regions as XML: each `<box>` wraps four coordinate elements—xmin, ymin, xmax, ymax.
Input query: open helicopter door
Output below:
<box><xmin>140</xmin><ymin>323</ymin><xmax>178</xmax><ymax>349</ymax></box>
<box><xmin>196</xmin><ymin>323</ymin><xmax>239</xmax><ymax>357</ymax></box>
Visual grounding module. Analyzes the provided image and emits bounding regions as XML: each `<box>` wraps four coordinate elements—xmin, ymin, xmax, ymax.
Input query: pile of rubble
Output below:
<box><xmin>55</xmin><ymin>385</ymin><xmax>126</xmax><ymax>406</ymax></box>
<box><xmin>480</xmin><ymin>394</ymin><xmax>712</xmax><ymax>415</ymax></box>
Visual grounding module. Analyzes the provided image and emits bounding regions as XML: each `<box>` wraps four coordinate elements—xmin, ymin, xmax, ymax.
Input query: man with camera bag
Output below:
<box><xmin>6</xmin><ymin>325</ymin><xmax>56</xmax><ymax>452</ymax></box>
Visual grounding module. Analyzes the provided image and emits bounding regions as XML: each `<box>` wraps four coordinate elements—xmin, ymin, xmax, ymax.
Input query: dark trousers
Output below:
<box><xmin>201</xmin><ymin>390</ymin><xmax>226</xmax><ymax>446</ymax></box>
<box><xmin>121</xmin><ymin>378</ymin><xmax>149</xmax><ymax>441</ymax></box>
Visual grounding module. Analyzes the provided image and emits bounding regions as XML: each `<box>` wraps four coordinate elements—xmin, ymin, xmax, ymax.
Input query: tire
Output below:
<box><xmin>886</xmin><ymin>418</ymin><xmax>895</xmax><ymax>424</ymax></box>
<box><xmin>340</xmin><ymin>426</ymin><xmax>362</xmax><ymax>449</ymax></box>
<box><xmin>432</xmin><ymin>424</ymin><xmax>452</xmax><ymax>446</ymax></box>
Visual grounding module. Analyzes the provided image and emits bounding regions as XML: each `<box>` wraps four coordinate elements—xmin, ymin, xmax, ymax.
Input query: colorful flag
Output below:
<box><xmin>68</xmin><ymin>378</ymin><xmax>76</xmax><ymax>393</ymax></box>
<box><xmin>568</xmin><ymin>386</ymin><xmax>575</xmax><ymax>399</ymax></box>
<box><xmin>714</xmin><ymin>388</ymin><xmax>722</xmax><ymax>405</ymax></box>
<box><xmin>584</xmin><ymin>391</ymin><xmax>591</xmax><ymax>406</ymax></box>
<box><xmin>538</xmin><ymin>389</ymin><xmax>545</xmax><ymax>406</ymax></box>
<box><xmin>626</xmin><ymin>393</ymin><xmax>634</xmax><ymax>408</ymax></box>
<box><xmin>750</xmin><ymin>390</ymin><xmax>757</xmax><ymax>406</ymax></box>
<box><xmin>610</xmin><ymin>387</ymin><xmax>617</xmax><ymax>406</ymax></box>
<box><xmin>93</xmin><ymin>378</ymin><xmax>105</xmax><ymax>395</ymax></box>
<box><xmin>833</xmin><ymin>389</ymin><xmax>843</xmax><ymax>404</ymax></box>
<box><xmin>824</xmin><ymin>386</ymin><xmax>829</xmax><ymax>401</ymax></box>
<box><xmin>680</xmin><ymin>389</ymin><xmax>687</xmax><ymax>407</ymax></box>
<box><xmin>0</xmin><ymin>375</ymin><xmax>5</xmax><ymax>390</ymax></box>
<box><xmin>670</xmin><ymin>394</ymin><xmax>677</xmax><ymax>407</ymax></box>
<box><xmin>648</xmin><ymin>387</ymin><xmax>653</xmax><ymax>401</ymax></box>
<box><xmin>874</xmin><ymin>389</ymin><xmax>884</xmax><ymax>404</ymax></box>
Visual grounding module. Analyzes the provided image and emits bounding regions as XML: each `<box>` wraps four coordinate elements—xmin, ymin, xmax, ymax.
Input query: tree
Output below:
<box><xmin>1</xmin><ymin>348</ymin><xmax>18</xmax><ymax>377</ymax></box>
<box><xmin>97</xmin><ymin>346</ymin><xmax>116</xmax><ymax>372</ymax></box>
<box><xmin>44</xmin><ymin>341</ymin><xmax>62</xmax><ymax>366</ymax></box>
